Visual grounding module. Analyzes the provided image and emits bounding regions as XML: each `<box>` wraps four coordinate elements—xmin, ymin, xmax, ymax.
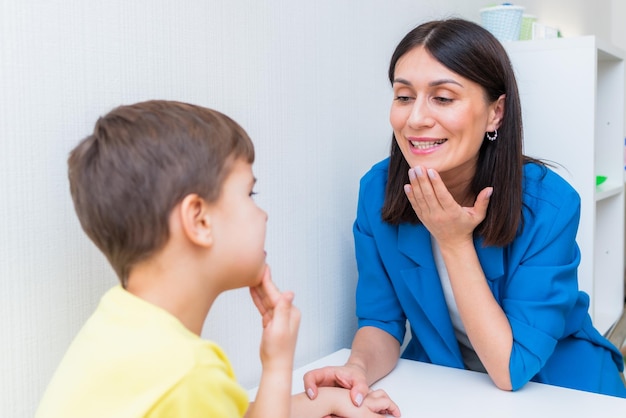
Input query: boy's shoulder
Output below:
<box><xmin>36</xmin><ymin>286</ymin><xmax>245</xmax><ymax>418</ymax></box>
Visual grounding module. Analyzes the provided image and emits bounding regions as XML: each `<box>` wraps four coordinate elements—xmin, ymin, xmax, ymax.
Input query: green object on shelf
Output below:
<box><xmin>596</xmin><ymin>175</ymin><xmax>607</xmax><ymax>186</ymax></box>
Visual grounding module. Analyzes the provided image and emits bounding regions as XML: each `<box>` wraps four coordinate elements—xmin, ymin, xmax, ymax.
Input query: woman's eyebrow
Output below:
<box><xmin>392</xmin><ymin>77</ymin><xmax>463</xmax><ymax>87</ymax></box>
<box><xmin>392</xmin><ymin>77</ymin><xmax>412</xmax><ymax>86</ymax></box>
<box><xmin>429</xmin><ymin>78</ymin><xmax>463</xmax><ymax>87</ymax></box>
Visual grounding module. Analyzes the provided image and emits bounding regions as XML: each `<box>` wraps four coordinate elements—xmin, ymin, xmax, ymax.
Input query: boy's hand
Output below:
<box><xmin>250</xmin><ymin>265</ymin><xmax>282</xmax><ymax>327</ymax></box>
<box><xmin>250</xmin><ymin>265</ymin><xmax>301</xmax><ymax>371</ymax></box>
<box><xmin>310</xmin><ymin>387</ymin><xmax>400</xmax><ymax>418</ymax></box>
<box><xmin>360</xmin><ymin>389</ymin><xmax>401</xmax><ymax>417</ymax></box>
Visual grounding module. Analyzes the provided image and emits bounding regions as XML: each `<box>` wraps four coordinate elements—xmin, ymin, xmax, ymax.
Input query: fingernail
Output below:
<box><xmin>306</xmin><ymin>388</ymin><xmax>314</xmax><ymax>399</ymax></box>
<box><xmin>427</xmin><ymin>168</ymin><xmax>436</xmax><ymax>179</ymax></box>
<box><xmin>355</xmin><ymin>393</ymin><xmax>364</xmax><ymax>406</ymax></box>
<box><xmin>415</xmin><ymin>166</ymin><xmax>424</xmax><ymax>177</ymax></box>
<box><xmin>486</xmin><ymin>187</ymin><xmax>493</xmax><ymax>198</ymax></box>
<box><xmin>403</xmin><ymin>184</ymin><xmax>412</xmax><ymax>194</ymax></box>
<box><xmin>408</xmin><ymin>168</ymin><xmax>416</xmax><ymax>181</ymax></box>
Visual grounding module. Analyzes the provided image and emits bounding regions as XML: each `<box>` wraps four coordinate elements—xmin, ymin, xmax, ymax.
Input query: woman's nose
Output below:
<box><xmin>407</xmin><ymin>98</ymin><xmax>434</xmax><ymax>128</ymax></box>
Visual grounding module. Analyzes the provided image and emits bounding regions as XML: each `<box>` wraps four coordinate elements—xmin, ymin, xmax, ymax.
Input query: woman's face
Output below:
<box><xmin>390</xmin><ymin>46</ymin><xmax>503</xmax><ymax>182</ymax></box>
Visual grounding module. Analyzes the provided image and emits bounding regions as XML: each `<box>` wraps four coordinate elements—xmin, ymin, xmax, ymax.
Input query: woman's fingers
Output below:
<box><xmin>406</xmin><ymin>166</ymin><xmax>458</xmax><ymax>212</ymax></box>
<box><xmin>405</xmin><ymin>166</ymin><xmax>445</xmax><ymax>222</ymax></box>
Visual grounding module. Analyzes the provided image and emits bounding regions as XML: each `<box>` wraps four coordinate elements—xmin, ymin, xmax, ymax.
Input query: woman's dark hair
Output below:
<box><xmin>382</xmin><ymin>18</ymin><xmax>531</xmax><ymax>246</ymax></box>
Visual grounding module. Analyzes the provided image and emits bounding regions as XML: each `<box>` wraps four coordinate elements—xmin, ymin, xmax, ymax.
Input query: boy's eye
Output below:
<box><xmin>249</xmin><ymin>191</ymin><xmax>258</xmax><ymax>197</ymax></box>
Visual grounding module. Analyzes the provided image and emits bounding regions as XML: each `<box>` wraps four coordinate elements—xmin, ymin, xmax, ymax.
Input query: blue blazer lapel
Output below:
<box><xmin>397</xmin><ymin>223</ymin><xmax>464</xmax><ymax>367</ymax></box>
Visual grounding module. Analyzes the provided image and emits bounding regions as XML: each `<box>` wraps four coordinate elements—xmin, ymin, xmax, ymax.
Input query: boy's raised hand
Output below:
<box><xmin>250</xmin><ymin>265</ymin><xmax>301</xmax><ymax>370</ymax></box>
<box><xmin>250</xmin><ymin>265</ymin><xmax>281</xmax><ymax>327</ymax></box>
<box><xmin>247</xmin><ymin>265</ymin><xmax>300</xmax><ymax>418</ymax></box>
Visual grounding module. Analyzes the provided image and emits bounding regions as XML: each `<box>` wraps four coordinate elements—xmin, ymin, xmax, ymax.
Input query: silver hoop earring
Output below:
<box><xmin>486</xmin><ymin>129</ymin><xmax>498</xmax><ymax>141</ymax></box>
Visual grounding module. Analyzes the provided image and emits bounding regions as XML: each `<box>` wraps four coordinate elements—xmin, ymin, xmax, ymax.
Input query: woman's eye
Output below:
<box><xmin>249</xmin><ymin>190</ymin><xmax>258</xmax><ymax>198</ymax></box>
<box><xmin>394</xmin><ymin>96</ymin><xmax>413</xmax><ymax>103</ymax></box>
<box><xmin>434</xmin><ymin>96</ymin><xmax>453</xmax><ymax>104</ymax></box>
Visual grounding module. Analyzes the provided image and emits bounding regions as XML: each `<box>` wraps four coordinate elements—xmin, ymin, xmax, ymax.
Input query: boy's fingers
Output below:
<box><xmin>249</xmin><ymin>287</ymin><xmax>273</xmax><ymax>327</ymax></box>
<box><xmin>251</xmin><ymin>266</ymin><xmax>299</xmax><ymax>329</ymax></box>
<box><xmin>249</xmin><ymin>286</ymin><xmax>269</xmax><ymax>316</ymax></box>
<box><xmin>260</xmin><ymin>266</ymin><xmax>281</xmax><ymax>305</ymax></box>
<box><xmin>250</xmin><ymin>266</ymin><xmax>279</xmax><ymax>312</ymax></box>
<box><xmin>271</xmin><ymin>292</ymin><xmax>293</xmax><ymax>322</ymax></box>
<box><xmin>366</xmin><ymin>389</ymin><xmax>401</xmax><ymax>417</ymax></box>
<box><xmin>271</xmin><ymin>291</ymin><xmax>300</xmax><ymax>331</ymax></box>
<box><xmin>249</xmin><ymin>286</ymin><xmax>263</xmax><ymax>311</ymax></box>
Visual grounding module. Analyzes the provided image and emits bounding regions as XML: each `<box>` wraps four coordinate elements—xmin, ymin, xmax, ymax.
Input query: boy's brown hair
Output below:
<box><xmin>68</xmin><ymin>100</ymin><xmax>255</xmax><ymax>286</ymax></box>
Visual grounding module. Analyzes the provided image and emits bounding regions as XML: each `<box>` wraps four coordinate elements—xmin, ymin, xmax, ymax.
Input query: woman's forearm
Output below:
<box><xmin>440</xmin><ymin>240</ymin><xmax>513</xmax><ymax>390</ymax></box>
<box><xmin>348</xmin><ymin>326</ymin><xmax>401</xmax><ymax>385</ymax></box>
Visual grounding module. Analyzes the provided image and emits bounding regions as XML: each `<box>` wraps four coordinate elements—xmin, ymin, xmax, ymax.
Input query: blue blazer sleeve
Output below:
<box><xmin>504</xmin><ymin>165</ymin><xmax>583</xmax><ymax>390</ymax></box>
<box><xmin>353</xmin><ymin>162</ymin><xmax>407</xmax><ymax>345</ymax></box>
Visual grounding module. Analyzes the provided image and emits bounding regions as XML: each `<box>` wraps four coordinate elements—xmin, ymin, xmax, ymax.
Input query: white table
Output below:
<box><xmin>249</xmin><ymin>348</ymin><xmax>625</xmax><ymax>417</ymax></box>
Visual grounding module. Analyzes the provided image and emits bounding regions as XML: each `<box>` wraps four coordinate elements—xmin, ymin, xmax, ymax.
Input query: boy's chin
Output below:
<box><xmin>252</xmin><ymin>266</ymin><xmax>266</xmax><ymax>286</ymax></box>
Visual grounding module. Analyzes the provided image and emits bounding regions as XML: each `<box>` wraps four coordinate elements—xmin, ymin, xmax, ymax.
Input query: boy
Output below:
<box><xmin>35</xmin><ymin>100</ymin><xmax>399</xmax><ymax>417</ymax></box>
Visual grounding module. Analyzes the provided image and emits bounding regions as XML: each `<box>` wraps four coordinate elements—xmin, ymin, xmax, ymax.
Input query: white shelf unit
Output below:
<box><xmin>504</xmin><ymin>36</ymin><xmax>625</xmax><ymax>334</ymax></box>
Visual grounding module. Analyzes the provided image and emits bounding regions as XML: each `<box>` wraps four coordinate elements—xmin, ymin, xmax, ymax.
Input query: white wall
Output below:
<box><xmin>0</xmin><ymin>1</ymin><xmax>622</xmax><ymax>417</ymax></box>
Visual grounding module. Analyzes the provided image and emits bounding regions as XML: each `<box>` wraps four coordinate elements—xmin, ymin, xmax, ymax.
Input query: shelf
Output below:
<box><xmin>595</xmin><ymin>181</ymin><xmax>623</xmax><ymax>201</ymax></box>
<box><xmin>505</xmin><ymin>36</ymin><xmax>625</xmax><ymax>331</ymax></box>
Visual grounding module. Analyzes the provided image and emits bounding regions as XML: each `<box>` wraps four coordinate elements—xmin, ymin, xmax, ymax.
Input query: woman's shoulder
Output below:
<box><xmin>522</xmin><ymin>160</ymin><xmax>581</xmax><ymax>209</ymax></box>
<box><xmin>359</xmin><ymin>157</ymin><xmax>389</xmax><ymax>189</ymax></box>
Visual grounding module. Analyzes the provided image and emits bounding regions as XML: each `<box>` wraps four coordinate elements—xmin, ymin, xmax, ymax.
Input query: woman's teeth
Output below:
<box><xmin>410</xmin><ymin>139</ymin><xmax>446</xmax><ymax>149</ymax></box>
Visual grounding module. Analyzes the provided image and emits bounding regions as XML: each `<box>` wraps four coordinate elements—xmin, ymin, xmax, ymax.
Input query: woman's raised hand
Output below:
<box><xmin>404</xmin><ymin>166</ymin><xmax>492</xmax><ymax>246</ymax></box>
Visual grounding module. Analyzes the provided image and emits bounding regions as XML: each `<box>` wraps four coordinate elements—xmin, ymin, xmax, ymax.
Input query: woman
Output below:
<box><xmin>304</xmin><ymin>18</ymin><xmax>626</xmax><ymax>404</ymax></box>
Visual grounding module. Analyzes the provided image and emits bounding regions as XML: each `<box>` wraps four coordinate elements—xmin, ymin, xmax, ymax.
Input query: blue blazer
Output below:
<box><xmin>354</xmin><ymin>158</ymin><xmax>626</xmax><ymax>397</ymax></box>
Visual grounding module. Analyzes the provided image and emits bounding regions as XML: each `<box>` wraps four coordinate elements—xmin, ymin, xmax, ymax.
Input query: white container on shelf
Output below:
<box><xmin>480</xmin><ymin>4</ymin><xmax>524</xmax><ymax>41</ymax></box>
<box><xmin>532</xmin><ymin>22</ymin><xmax>559</xmax><ymax>40</ymax></box>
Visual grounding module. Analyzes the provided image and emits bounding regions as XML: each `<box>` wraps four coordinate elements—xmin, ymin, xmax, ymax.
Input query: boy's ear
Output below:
<box><xmin>179</xmin><ymin>194</ymin><xmax>213</xmax><ymax>247</ymax></box>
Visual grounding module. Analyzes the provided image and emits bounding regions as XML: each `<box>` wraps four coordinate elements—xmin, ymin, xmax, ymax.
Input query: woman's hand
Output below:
<box><xmin>304</xmin><ymin>326</ymin><xmax>401</xmax><ymax>411</ymax></box>
<box><xmin>303</xmin><ymin>363</ymin><xmax>370</xmax><ymax>407</ymax></box>
<box><xmin>404</xmin><ymin>165</ymin><xmax>492</xmax><ymax>246</ymax></box>
<box><xmin>404</xmin><ymin>166</ymin><xmax>513</xmax><ymax>389</ymax></box>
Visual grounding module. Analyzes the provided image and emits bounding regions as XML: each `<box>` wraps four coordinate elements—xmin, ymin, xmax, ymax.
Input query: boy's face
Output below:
<box><xmin>208</xmin><ymin>159</ymin><xmax>268</xmax><ymax>289</ymax></box>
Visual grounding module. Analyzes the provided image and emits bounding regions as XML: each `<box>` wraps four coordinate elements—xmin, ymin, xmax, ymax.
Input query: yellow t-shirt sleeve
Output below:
<box><xmin>145</xmin><ymin>363</ymin><xmax>249</xmax><ymax>418</ymax></box>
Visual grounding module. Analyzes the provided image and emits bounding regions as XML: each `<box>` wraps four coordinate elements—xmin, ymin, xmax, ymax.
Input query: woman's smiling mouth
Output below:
<box><xmin>409</xmin><ymin>138</ymin><xmax>447</xmax><ymax>150</ymax></box>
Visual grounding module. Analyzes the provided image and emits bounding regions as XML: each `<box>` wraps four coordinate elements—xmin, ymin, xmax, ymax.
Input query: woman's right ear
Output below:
<box><xmin>179</xmin><ymin>194</ymin><xmax>214</xmax><ymax>248</ymax></box>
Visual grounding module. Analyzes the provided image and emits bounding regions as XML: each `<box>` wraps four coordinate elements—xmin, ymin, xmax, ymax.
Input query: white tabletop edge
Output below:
<box><xmin>248</xmin><ymin>348</ymin><xmax>625</xmax><ymax>417</ymax></box>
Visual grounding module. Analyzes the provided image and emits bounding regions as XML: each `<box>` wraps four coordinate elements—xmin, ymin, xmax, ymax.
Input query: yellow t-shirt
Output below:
<box><xmin>35</xmin><ymin>286</ymin><xmax>248</xmax><ymax>418</ymax></box>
